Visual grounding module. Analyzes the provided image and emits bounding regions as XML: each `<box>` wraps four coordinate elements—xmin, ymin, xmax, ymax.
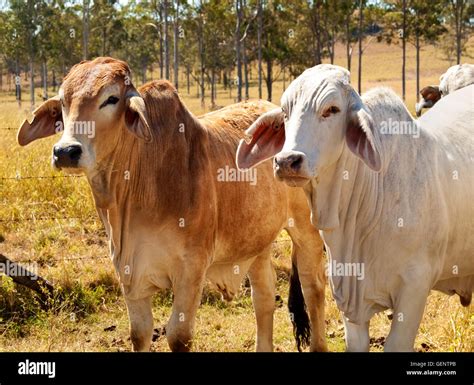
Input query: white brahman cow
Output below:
<box><xmin>237</xmin><ymin>64</ymin><xmax>474</xmax><ymax>351</ymax></box>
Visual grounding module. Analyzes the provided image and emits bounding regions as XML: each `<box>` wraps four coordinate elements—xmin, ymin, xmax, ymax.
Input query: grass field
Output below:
<box><xmin>0</xmin><ymin>40</ymin><xmax>472</xmax><ymax>352</ymax></box>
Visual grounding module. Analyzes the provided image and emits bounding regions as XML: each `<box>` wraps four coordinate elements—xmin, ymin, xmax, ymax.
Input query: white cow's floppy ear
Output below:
<box><xmin>345</xmin><ymin>92</ymin><xmax>382</xmax><ymax>172</ymax></box>
<box><xmin>236</xmin><ymin>108</ymin><xmax>285</xmax><ymax>170</ymax></box>
<box><xmin>17</xmin><ymin>95</ymin><xmax>63</xmax><ymax>146</ymax></box>
<box><xmin>124</xmin><ymin>90</ymin><xmax>153</xmax><ymax>143</ymax></box>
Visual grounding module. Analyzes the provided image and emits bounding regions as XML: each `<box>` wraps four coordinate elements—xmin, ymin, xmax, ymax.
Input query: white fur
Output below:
<box><xmin>265</xmin><ymin>65</ymin><xmax>474</xmax><ymax>351</ymax></box>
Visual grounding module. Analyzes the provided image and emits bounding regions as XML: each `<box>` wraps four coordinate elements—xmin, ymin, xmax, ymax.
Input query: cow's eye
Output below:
<box><xmin>100</xmin><ymin>96</ymin><xmax>120</xmax><ymax>109</ymax></box>
<box><xmin>322</xmin><ymin>106</ymin><xmax>340</xmax><ymax>118</ymax></box>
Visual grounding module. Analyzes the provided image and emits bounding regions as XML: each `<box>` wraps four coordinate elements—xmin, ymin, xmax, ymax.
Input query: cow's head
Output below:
<box><xmin>415</xmin><ymin>85</ymin><xmax>442</xmax><ymax>117</ymax></box>
<box><xmin>17</xmin><ymin>57</ymin><xmax>152</xmax><ymax>173</ymax></box>
<box><xmin>236</xmin><ymin>64</ymin><xmax>381</xmax><ymax>187</ymax></box>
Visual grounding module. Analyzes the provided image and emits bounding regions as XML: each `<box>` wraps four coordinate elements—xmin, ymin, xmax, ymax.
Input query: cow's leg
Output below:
<box><xmin>167</xmin><ymin>259</ymin><xmax>207</xmax><ymax>352</ymax></box>
<box><xmin>248</xmin><ymin>251</ymin><xmax>276</xmax><ymax>352</ymax></box>
<box><xmin>286</xmin><ymin>217</ymin><xmax>327</xmax><ymax>352</ymax></box>
<box><xmin>384</xmin><ymin>285</ymin><xmax>429</xmax><ymax>352</ymax></box>
<box><xmin>343</xmin><ymin>317</ymin><xmax>370</xmax><ymax>352</ymax></box>
<box><xmin>125</xmin><ymin>295</ymin><xmax>153</xmax><ymax>352</ymax></box>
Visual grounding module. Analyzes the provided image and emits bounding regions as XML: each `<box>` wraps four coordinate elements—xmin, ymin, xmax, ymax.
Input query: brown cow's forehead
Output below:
<box><xmin>61</xmin><ymin>57</ymin><xmax>131</xmax><ymax>102</ymax></box>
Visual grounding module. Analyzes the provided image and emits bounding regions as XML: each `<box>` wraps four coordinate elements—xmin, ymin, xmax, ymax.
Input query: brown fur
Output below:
<box><xmin>419</xmin><ymin>85</ymin><xmax>442</xmax><ymax>104</ymax></box>
<box><xmin>62</xmin><ymin>57</ymin><xmax>131</xmax><ymax>102</ymax></box>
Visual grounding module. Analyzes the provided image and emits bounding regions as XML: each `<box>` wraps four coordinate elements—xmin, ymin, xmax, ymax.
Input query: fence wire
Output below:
<box><xmin>9</xmin><ymin>255</ymin><xmax>110</xmax><ymax>264</ymax></box>
<box><xmin>0</xmin><ymin>158</ymin><xmax>291</xmax><ymax>264</ymax></box>
<box><xmin>0</xmin><ymin>216</ymin><xmax>97</xmax><ymax>223</ymax></box>
<box><xmin>1</xmin><ymin>175</ymin><xmax>85</xmax><ymax>181</ymax></box>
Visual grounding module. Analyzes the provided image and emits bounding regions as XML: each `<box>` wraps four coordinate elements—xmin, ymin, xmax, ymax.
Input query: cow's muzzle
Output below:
<box><xmin>274</xmin><ymin>151</ymin><xmax>311</xmax><ymax>187</ymax></box>
<box><xmin>53</xmin><ymin>143</ymin><xmax>82</xmax><ymax>169</ymax></box>
<box><xmin>415</xmin><ymin>98</ymin><xmax>435</xmax><ymax>117</ymax></box>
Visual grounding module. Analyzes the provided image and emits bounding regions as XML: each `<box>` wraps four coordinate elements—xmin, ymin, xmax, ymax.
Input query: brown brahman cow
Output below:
<box><xmin>17</xmin><ymin>57</ymin><xmax>326</xmax><ymax>352</ymax></box>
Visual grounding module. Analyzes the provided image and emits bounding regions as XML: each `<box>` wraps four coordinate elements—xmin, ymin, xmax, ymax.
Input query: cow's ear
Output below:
<box><xmin>124</xmin><ymin>91</ymin><xmax>153</xmax><ymax>142</ymax></box>
<box><xmin>236</xmin><ymin>108</ymin><xmax>285</xmax><ymax>170</ymax></box>
<box><xmin>345</xmin><ymin>92</ymin><xmax>381</xmax><ymax>172</ymax></box>
<box><xmin>420</xmin><ymin>85</ymin><xmax>442</xmax><ymax>103</ymax></box>
<box><xmin>17</xmin><ymin>95</ymin><xmax>62</xmax><ymax>146</ymax></box>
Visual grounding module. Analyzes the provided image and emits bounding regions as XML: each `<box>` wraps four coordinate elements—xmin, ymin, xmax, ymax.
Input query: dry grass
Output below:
<box><xmin>0</xmin><ymin>40</ymin><xmax>472</xmax><ymax>352</ymax></box>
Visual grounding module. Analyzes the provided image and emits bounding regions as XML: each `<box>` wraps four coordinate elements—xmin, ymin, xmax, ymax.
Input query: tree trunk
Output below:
<box><xmin>52</xmin><ymin>69</ymin><xmax>56</xmax><ymax>92</ymax></box>
<box><xmin>159</xmin><ymin>3</ymin><xmax>163</xmax><ymax>78</ymax></box>
<box><xmin>235</xmin><ymin>0</ymin><xmax>242</xmax><ymax>102</ymax></box>
<box><xmin>199</xmin><ymin>3</ymin><xmax>205</xmax><ymax>108</ymax></box>
<box><xmin>266</xmin><ymin>58</ymin><xmax>272</xmax><ymax>102</ymax></box>
<box><xmin>173</xmin><ymin>0</ymin><xmax>179</xmax><ymax>89</ymax></box>
<box><xmin>314</xmin><ymin>1</ymin><xmax>322</xmax><ymax>65</ymax></box>
<box><xmin>243</xmin><ymin>32</ymin><xmax>249</xmax><ymax>100</ymax></box>
<box><xmin>29</xmin><ymin>57</ymin><xmax>35</xmax><ymax>109</ymax></box>
<box><xmin>330</xmin><ymin>27</ymin><xmax>336</xmax><ymax>64</ymax></box>
<box><xmin>402</xmin><ymin>0</ymin><xmax>406</xmax><ymax>101</ymax></box>
<box><xmin>196</xmin><ymin>74</ymin><xmax>199</xmax><ymax>98</ymax></box>
<box><xmin>82</xmin><ymin>0</ymin><xmax>89</xmax><ymax>60</ymax></box>
<box><xmin>16</xmin><ymin>73</ymin><xmax>21</xmax><ymax>105</ymax></box>
<box><xmin>15</xmin><ymin>57</ymin><xmax>21</xmax><ymax>104</ymax></box>
<box><xmin>416</xmin><ymin>29</ymin><xmax>420</xmax><ymax>101</ymax></box>
<box><xmin>283</xmin><ymin>67</ymin><xmax>286</xmax><ymax>91</ymax></box>
<box><xmin>42</xmin><ymin>60</ymin><xmax>48</xmax><ymax>101</ymax></box>
<box><xmin>357</xmin><ymin>0</ymin><xmax>363</xmax><ymax>94</ymax></box>
<box><xmin>346</xmin><ymin>13</ymin><xmax>352</xmax><ymax>71</ymax></box>
<box><xmin>40</xmin><ymin>63</ymin><xmax>44</xmax><ymax>98</ymax></box>
<box><xmin>454</xmin><ymin>0</ymin><xmax>465</xmax><ymax>64</ymax></box>
<box><xmin>257</xmin><ymin>0</ymin><xmax>263</xmax><ymax>99</ymax></box>
<box><xmin>214</xmin><ymin>71</ymin><xmax>217</xmax><ymax>101</ymax></box>
<box><xmin>211</xmin><ymin>69</ymin><xmax>216</xmax><ymax>108</ymax></box>
<box><xmin>186</xmin><ymin>64</ymin><xmax>190</xmax><ymax>94</ymax></box>
<box><xmin>102</xmin><ymin>27</ymin><xmax>106</xmax><ymax>56</ymax></box>
<box><xmin>164</xmin><ymin>0</ymin><xmax>170</xmax><ymax>80</ymax></box>
<box><xmin>142</xmin><ymin>59</ymin><xmax>147</xmax><ymax>84</ymax></box>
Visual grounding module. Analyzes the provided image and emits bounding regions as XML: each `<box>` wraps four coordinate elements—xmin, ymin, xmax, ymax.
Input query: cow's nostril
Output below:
<box><xmin>68</xmin><ymin>146</ymin><xmax>82</xmax><ymax>162</ymax></box>
<box><xmin>53</xmin><ymin>145</ymin><xmax>62</xmax><ymax>157</ymax></box>
<box><xmin>289</xmin><ymin>154</ymin><xmax>303</xmax><ymax>171</ymax></box>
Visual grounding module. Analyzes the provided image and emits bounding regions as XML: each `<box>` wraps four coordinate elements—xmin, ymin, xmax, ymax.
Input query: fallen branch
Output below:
<box><xmin>0</xmin><ymin>253</ymin><xmax>55</xmax><ymax>300</ymax></box>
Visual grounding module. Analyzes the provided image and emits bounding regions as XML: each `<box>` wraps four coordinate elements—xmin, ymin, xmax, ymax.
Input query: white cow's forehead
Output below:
<box><xmin>281</xmin><ymin>65</ymin><xmax>350</xmax><ymax>111</ymax></box>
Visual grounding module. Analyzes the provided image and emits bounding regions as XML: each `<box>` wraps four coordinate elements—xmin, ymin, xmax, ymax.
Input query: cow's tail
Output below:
<box><xmin>288</xmin><ymin>262</ymin><xmax>311</xmax><ymax>352</ymax></box>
